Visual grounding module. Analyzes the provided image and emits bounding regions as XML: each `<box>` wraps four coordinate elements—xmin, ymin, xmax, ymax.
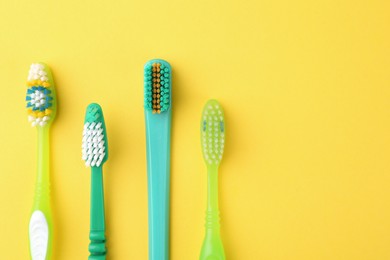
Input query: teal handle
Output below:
<box><xmin>29</xmin><ymin>126</ymin><xmax>53</xmax><ymax>260</ymax></box>
<box><xmin>145</xmin><ymin>110</ymin><xmax>171</xmax><ymax>260</ymax></box>
<box><xmin>200</xmin><ymin>165</ymin><xmax>226</xmax><ymax>260</ymax></box>
<box><xmin>89</xmin><ymin>167</ymin><xmax>106</xmax><ymax>260</ymax></box>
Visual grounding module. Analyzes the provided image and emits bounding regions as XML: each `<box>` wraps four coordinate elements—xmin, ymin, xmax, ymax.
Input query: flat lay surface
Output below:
<box><xmin>0</xmin><ymin>0</ymin><xmax>390</xmax><ymax>259</ymax></box>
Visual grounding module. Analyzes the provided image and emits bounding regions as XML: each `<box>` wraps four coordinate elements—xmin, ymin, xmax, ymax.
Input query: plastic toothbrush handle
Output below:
<box><xmin>145</xmin><ymin>110</ymin><xmax>171</xmax><ymax>260</ymax></box>
<box><xmin>29</xmin><ymin>127</ymin><xmax>53</xmax><ymax>260</ymax></box>
<box><xmin>200</xmin><ymin>165</ymin><xmax>226</xmax><ymax>260</ymax></box>
<box><xmin>89</xmin><ymin>166</ymin><xmax>106</xmax><ymax>260</ymax></box>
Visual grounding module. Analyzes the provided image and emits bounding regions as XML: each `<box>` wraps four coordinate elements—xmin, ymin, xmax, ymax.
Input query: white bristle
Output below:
<box><xmin>82</xmin><ymin>121</ymin><xmax>106</xmax><ymax>167</ymax></box>
<box><xmin>28</xmin><ymin>63</ymin><xmax>48</xmax><ymax>82</ymax></box>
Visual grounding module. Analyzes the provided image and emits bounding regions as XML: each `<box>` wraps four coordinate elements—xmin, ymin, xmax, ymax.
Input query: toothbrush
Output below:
<box><xmin>82</xmin><ymin>103</ymin><xmax>108</xmax><ymax>260</ymax></box>
<box><xmin>199</xmin><ymin>99</ymin><xmax>226</xmax><ymax>260</ymax></box>
<box><xmin>26</xmin><ymin>63</ymin><xmax>57</xmax><ymax>260</ymax></box>
<box><xmin>143</xmin><ymin>59</ymin><xmax>172</xmax><ymax>260</ymax></box>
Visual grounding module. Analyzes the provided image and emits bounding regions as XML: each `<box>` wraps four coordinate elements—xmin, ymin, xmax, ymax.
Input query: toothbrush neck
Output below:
<box><xmin>35</xmin><ymin>127</ymin><xmax>50</xmax><ymax>204</ymax></box>
<box><xmin>207</xmin><ymin>164</ymin><xmax>220</xmax><ymax>211</ymax></box>
<box><xmin>90</xmin><ymin>166</ymin><xmax>105</xmax><ymax>231</ymax></box>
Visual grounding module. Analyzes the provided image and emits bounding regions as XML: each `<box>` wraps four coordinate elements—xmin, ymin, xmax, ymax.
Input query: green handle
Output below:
<box><xmin>89</xmin><ymin>167</ymin><xmax>106</xmax><ymax>259</ymax></box>
<box><xmin>200</xmin><ymin>165</ymin><xmax>226</xmax><ymax>260</ymax></box>
<box><xmin>29</xmin><ymin>127</ymin><xmax>53</xmax><ymax>260</ymax></box>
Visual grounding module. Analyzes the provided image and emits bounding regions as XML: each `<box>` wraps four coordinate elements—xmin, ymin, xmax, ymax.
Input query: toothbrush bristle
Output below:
<box><xmin>144</xmin><ymin>60</ymin><xmax>171</xmax><ymax>114</ymax></box>
<box><xmin>82</xmin><ymin>104</ymin><xmax>108</xmax><ymax>167</ymax></box>
<box><xmin>201</xmin><ymin>100</ymin><xmax>225</xmax><ymax>165</ymax></box>
<box><xmin>25</xmin><ymin>63</ymin><xmax>56</xmax><ymax>127</ymax></box>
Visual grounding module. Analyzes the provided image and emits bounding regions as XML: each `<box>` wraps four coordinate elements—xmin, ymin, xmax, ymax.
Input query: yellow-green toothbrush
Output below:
<box><xmin>200</xmin><ymin>99</ymin><xmax>226</xmax><ymax>260</ymax></box>
<box><xmin>26</xmin><ymin>63</ymin><xmax>57</xmax><ymax>260</ymax></box>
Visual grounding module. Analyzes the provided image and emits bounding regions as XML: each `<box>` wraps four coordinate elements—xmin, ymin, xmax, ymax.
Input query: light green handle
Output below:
<box><xmin>89</xmin><ymin>166</ymin><xmax>106</xmax><ymax>260</ymax></box>
<box><xmin>29</xmin><ymin>127</ymin><xmax>53</xmax><ymax>260</ymax></box>
<box><xmin>200</xmin><ymin>165</ymin><xmax>226</xmax><ymax>260</ymax></box>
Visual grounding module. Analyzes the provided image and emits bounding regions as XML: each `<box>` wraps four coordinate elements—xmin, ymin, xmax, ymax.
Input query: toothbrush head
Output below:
<box><xmin>82</xmin><ymin>103</ymin><xmax>108</xmax><ymax>167</ymax></box>
<box><xmin>144</xmin><ymin>59</ymin><xmax>171</xmax><ymax>114</ymax></box>
<box><xmin>201</xmin><ymin>99</ymin><xmax>225</xmax><ymax>166</ymax></box>
<box><xmin>25</xmin><ymin>63</ymin><xmax>57</xmax><ymax>127</ymax></box>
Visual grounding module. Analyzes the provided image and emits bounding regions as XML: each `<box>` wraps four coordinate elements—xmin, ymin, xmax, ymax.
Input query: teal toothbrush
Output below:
<box><xmin>200</xmin><ymin>100</ymin><xmax>226</xmax><ymax>260</ymax></box>
<box><xmin>82</xmin><ymin>103</ymin><xmax>108</xmax><ymax>260</ymax></box>
<box><xmin>144</xmin><ymin>59</ymin><xmax>172</xmax><ymax>260</ymax></box>
<box><xmin>26</xmin><ymin>63</ymin><xmax>57</xmax><ymax>260</ymax></box>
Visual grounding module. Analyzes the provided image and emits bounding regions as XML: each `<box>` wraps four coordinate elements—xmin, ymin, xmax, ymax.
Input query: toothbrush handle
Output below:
<box><xmin>145</xmin><ymin>112</ymin><xmax>171</xmax><ymax>260</ymax></box>
<box><xmin>200</xmin><ymin>166</ymin><xmax>226</xmax><ymax>260</ymax></box>
<box><xmin>89</xmin><ymin>167</ymin><xmax>106</xmax><ymax>260</ymax></box>
<box><xmin>29</xmin><ymin>127</ymin><xmax>53</xmax><ymax>260</ymax></box>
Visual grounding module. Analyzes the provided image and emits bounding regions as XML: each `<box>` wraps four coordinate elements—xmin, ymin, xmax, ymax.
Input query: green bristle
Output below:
<box><xmin>201</xmin><ymin>100</ymin><xmax>225</xmax><ymax>166</ymax></box>
<box><xmin>143</xmin><ymin>60</ymin><xmax>171</xmax><ymax>114</ymax></box>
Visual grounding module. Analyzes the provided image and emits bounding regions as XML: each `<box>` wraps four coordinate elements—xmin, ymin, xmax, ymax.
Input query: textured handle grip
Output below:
<box><xmin>205</xmin><ymin>210</ymin><xmax>220</xmax><ymax>230</ymax></box>
<box><xmin>200</xmin><ymin>211</ymin><xmax>225</xmax><ymax>260</ymax></box>
<box><xmin>89</xmin><ymin>230</ymin><xmax>106</xmax><ymax>260</ymax></box>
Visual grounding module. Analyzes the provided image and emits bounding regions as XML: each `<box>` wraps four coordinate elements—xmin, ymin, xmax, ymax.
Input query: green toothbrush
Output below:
<box><xmin>26</xmin><ymin>63</ymin><xmax>57</xmax><ymax>260</ymax></box>
<box><xmin>82</xmin><ymin>103</ymin><xmax>108</xmax><ymax>260</ymax></box>
<box><xmin>200</xmin><ymin>99</ymin><xmax>226</xmax><ymax>260</ymax></box>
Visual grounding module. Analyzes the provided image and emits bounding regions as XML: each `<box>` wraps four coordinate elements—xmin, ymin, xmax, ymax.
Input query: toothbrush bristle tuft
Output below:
<box><xmin>144</xmin><ymin>61</ymin><xmax>171</xmax><ymax>114</ymax></box>
<box><xmin>25</xmin><ymin>63</ymin><xmax>55</xmax><ymax>127</ymax></box>
<box><xmin>201</xmin><ymin>100</ymin><xmax>225</xmax><ymax>165</ymax></box>
<box><xmin>82</xmin><ymin>104</ymin><xmax>108</xmax><ymax>167</ymax></box>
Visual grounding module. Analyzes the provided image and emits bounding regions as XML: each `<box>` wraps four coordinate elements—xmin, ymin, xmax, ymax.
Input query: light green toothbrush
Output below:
<box><xmin>82</xmin><ymin>103</ymin><xmax>108</xmax><ymax>260</ymax></box>
<box><xmin>200</xmin><ymin>99</ymin><xmax>226</xmax><ymax>260</ymax></box>
<box><xmin>26</xmin><ymin>63</ymin><xmax>57</xmax><ymax>260</ymax></box>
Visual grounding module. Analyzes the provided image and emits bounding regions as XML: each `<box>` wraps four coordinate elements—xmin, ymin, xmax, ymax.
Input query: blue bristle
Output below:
<box><xmin>40</xmin><ymin>107</ymin><xmax>45</xmax><ymax>111</ymax></box>
<box><xmin>32</xmin><ymin>107</ymin><xmax>38</xmax><ymax>111</ymax></box>
<box><xmin>27</xmin><ymin>89</ymin><xmax>34</xmax><ymax>94</ymax></box>
<box><xmin>26</xmin><ymin>96</ymin><xmax>31</xmax><ymax>101</ymax></box>
<box><xmin>43</xmin><ymin>89</ymin><xmax>51</xmax><ymax>94</ymax></box>
<box><xmin>38</xmin><ymin>86</ymin><xmax>44</xmax><ymax>91</ymax></box>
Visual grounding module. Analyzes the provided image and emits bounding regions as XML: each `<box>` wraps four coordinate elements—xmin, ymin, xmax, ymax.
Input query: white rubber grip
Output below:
<box><xmin>29</xmin><ymin>210</ymin><xmax>49</xmax><ymax>260</ymax></box>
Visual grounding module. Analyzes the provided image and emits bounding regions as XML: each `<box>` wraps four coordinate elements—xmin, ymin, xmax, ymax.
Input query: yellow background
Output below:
<box><xmin>0</xmin><ymin>0</ymin><xmax>389</xmax><ymax>259</ymax></box>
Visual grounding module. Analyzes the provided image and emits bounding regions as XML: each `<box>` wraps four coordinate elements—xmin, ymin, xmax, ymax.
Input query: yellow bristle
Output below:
<box><xmin>43</xmin><ymin>82</ymin><xmax>50</xmax><ymax>87</ymax></box>
<box><xmin>45</xmin><ymin>109</ymin><xmax>52</xmax><ymax>115</ymax></box>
